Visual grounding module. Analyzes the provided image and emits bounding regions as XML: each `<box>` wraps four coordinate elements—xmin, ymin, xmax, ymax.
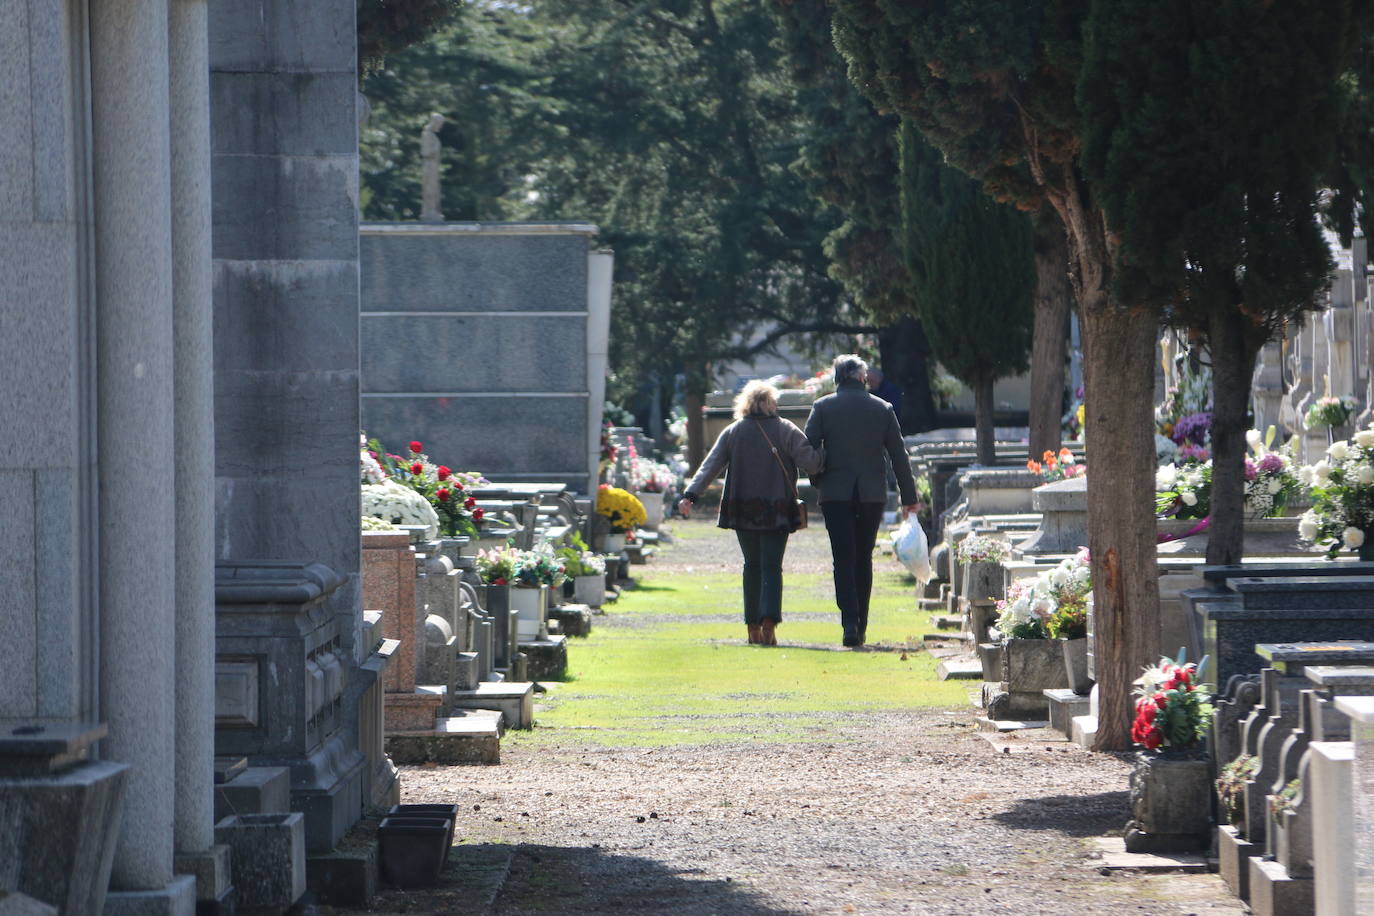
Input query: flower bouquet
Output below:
<box><xmin>1304</xmin><ymin>394</ymin><xmax>1358</xmax><ymax>430</ymax></box>
<box><xmin>1026</xmin><ymin>447</ymin><xmax>1085</xmax><ymax>482</ymax></box>
<box><xmin>1131</xmin><ymin>653</ymin><xmax>1213</xmax><ymax>751</ymax></box>
<box><xmin>1241</xmin><ymin>427</ymin><xmax>1301</xmax><ymax>518</ymax></box>
<box><xmin>596</xmin><ymin>485</ymin><xmax>646</xmax><ymax>534</ymax></box>
<box><xmin>1298</xmin><ymin>426</ymin><xmax>1374</xmax><ymax>558</ymax></box>
<box><xmin>1155</xmin><ymin>461</ymin><xmax>1211</xmax><ymax>520</ymax></box>
<box><xmin>511</xmin><ymin>543</ymin><xmax>566</xmax><ymax>589</ymax></box>
<box><xmin>994</xmin><ymin>548</ymin><xmax>1091</xmax><ymax>641</ymax></box>
<box><xmin>475</xmin><ymin>543</ymin><xmax>520</xmax><ymax>586</ymax></box>
<box><xmin>393</xmin><ymin>439</ymin><xmax>489</xmax><ymax>539</ymax></box>
<box><xmin>803</xmin><ymin>368</ymin><xmax>837</xmax><ymax>398</ymax></box>
<box><xmin>954</xmin><ymin>534</ymin><xmax>1010</xmax><ymax>565</ymax></box>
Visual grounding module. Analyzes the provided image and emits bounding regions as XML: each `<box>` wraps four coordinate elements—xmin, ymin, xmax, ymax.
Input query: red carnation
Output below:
<box><xmin>409</xmin><ymin>441</ymin><xmax>423</xmax><ymax>454</ymax></box>
<box><xmin>436</xmin><ymin>488</ymin><xmax>450</xmax><ymax>502</ymax></box>
<box><xmin>493</xmin><ymin>576</ymin><xmax>505</xmax><ymax>585</ymax></box>
<box><xmin>473</xmin><ymin>508</ymin><xmax>485</xmax><ymax>522</ymax></box>
<box><xmin>1155</xmin><ymin>694</ymin><xmax>1168</xmax><ymax>709</ymax></box>
<box><xmin>465</xmin><ymin>496</ymin><xmax>476</xmax><ymax>509</ymax></box>
<box><xmin>410</xmin><ymin>462</ymin><xmax>423</xmax><ymax>476</ymax></box>
<box><xmin>437</xmin><ymin>466</ymin><xmax>451</xmax><ymax>481</ymax></box>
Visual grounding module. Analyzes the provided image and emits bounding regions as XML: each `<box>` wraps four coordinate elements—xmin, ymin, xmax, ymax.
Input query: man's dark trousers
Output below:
<box><xmin>821</xmin><ymin>500</ymin><xmax>886</xmax><ymax>643</ymax></box>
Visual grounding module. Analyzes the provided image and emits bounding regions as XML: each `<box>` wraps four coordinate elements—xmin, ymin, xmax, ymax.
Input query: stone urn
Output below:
<box><xmin>1123</xmin><ymin>748</ymin><xmax>1212</xmax><ymax>852</ymax></box>
<box><xmin>637</xmin><ymin>490</ymin><xmax>665</xmax><ymax>530</ymax></box>
<box><xmin>1060</xmin><ymin>637</ymin><xmax>1091</xmax><ymax>695</ymax></box>
<box><xmin>509</xmin><ymin>584</ymin><xmax>548</xmax><ymax>640</ymax></box>
<box><xmin>604</xmin><ymin>532</ymin><xmax>627</xmax><ymax>554</ymax></box>
<box><xmin>985</xmin><ymin>637</ymin><xmax>1072</xmax><ymax>719</ymax></box>
<box><xmin>962</xmin><ymin>560</ymin><xmax>1008</xmax><ymax>604</ymax></box>
<box><xmin>574</xmin><ymin>574</ymin><xmax>606</xmax><ymax>608</ymax></box>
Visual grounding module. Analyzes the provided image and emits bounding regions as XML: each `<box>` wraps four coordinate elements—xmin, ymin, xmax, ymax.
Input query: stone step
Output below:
<box><xmin>1043</xmin><ymin>688</ymin><xmax>1091</xmax><ymax>737</ymax></box>
<box><xmin>936</xmin><ymin>658</ymin><xmax>983</xmax><ymax>680</ymax></box>
<box><xmin>975</xmin><ymin>716</ymin><xmax>1049</xmax><ymax>732</ymax></box>
<box><xmin>446</xmin><ymin>682</ymin><xmax>535</xmax><ymax>730</ymax></box>
<box><xmin>1070</xmin><ymin>713</ymin><xmax>1098</xmax><ymax>749</ymax></box>
<box><xmin>927</xmin><ymin>613</ymin><xmax>963</xmax><ymax>631</ymax></box>
<box><xmin>384</xmin><ymin>711</ymin><xmax>502</xmax><ymax>765</ymax></box>
<box><xmin>923</xmin><ymin>630</ymin><xmax>973</xmax><ymax>645</ymax></box>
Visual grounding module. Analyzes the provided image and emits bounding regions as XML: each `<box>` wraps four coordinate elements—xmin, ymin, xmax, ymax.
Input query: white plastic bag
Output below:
<box><xmin>891</xmin><ymin>518</ymin><xmax>931</xmax><ymax>583</ymax></box>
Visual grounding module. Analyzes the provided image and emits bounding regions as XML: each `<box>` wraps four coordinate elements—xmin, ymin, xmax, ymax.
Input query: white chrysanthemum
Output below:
<box><xmin>1344</xmin><ymin>527</ymin><xmax>1366</xmax><ymax>549</ymax></box>
<box><xmin>1181</xmin><ymin>490</ymin><xmax>1198</xmax><ymax>507</ymax></box>
<box><xmin>1356</xmin><ymin>429</ymin><xmax>1374</xmax><ymax>449</ymax></box>
<box><xmin>1357</xmin><ymin>465</ymin><xmax>1374</xmax><ymax>486</ymax></box>
<box><xmin>1330</xmin><ymin>441</ymin><xmax>1350</xmax><ymax>461</ymax></box>
<box><xmin>1266</xmin><ymin>477</ymin><xmax>1283</xmax><ymax>494</ymax></box>
<box><xmin>1298</xmin><ymin>512</ymin><xmax>1320</xmax><ymax>541</ymax></box>
<box><xmin>361</xmin><ymin>480</ymin><xmax>439</xmax><ymax>539</ymax></box>
<box><xmin>1155</xmin><ymin>464</ymin><xmax>1178</xmax><ymax>490</ymax></box>
<box><xmin>1314</xmin><ymin>460</ymin><xmax>1332</xmax><ymax>485</ymax></box>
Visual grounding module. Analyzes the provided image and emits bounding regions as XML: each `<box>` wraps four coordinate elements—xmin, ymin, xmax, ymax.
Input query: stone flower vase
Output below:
<box><xmin>509</xmin><ymin>584</ymin><xmax>548</xmax><ymax>641</ymax></box>
<box><xmin>574</xmin><ymin>574</ymin><xmax>606</xmax><ymax>608</ymax></box>
<box><xmin>604</xmin><ymin>532</ymin><xmax>627</xmax><ymax>554</ymax></box>
<box><xmin>1123</xmin><ymin>748</ymin><xmax>1212</xmax><ymax>853</ymax></box>
<box><xmin>962</xmin><ymin>560</ymin><xmax>1007</xmax><ymax>603</ymax></box>
<box><xmin>637</xmin><ymin>490</ymin><xmax>665</xmax><ymax>530</ymax></box>
<box><xmin>1060</xmin><ymin>637</ymin><xmax>1091</xmax><ymax>695</ymax></box>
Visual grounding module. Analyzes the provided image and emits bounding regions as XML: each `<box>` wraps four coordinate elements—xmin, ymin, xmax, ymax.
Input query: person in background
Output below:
<box><xmin>805</xmin><ymin>354</ymin><xmax>919</xmax><ymax>648</ymax></box>
<box><xmin>677</xmin><ymin>381</ymin><xmax>824</xmax><ymax>646</ymax></box>
<box><xmin>866</xmin><ymin>366</ymin><xmax>903</xmax><ymax>421</ymax></box>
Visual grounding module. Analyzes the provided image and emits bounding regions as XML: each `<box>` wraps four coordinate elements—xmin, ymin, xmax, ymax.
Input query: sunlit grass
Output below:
<box><xmin>510</xmin><ymin>535</ymin><xmax>966</xmax><ymax>748</ymax></box>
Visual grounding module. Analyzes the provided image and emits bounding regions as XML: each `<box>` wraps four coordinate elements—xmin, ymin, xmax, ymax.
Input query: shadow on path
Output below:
<box><xmin>990</xmin><ymin>790</ymin><xmax>1131</xmax><ymax>838</ymax></box>
<box><xmin>363</xmin><ymin>842</ymin><xmax>797</xmax><ymax>915</ymax></box>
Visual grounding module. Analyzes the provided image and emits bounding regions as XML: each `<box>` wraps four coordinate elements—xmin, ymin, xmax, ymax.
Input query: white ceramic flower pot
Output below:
<box><xmin>637</xmin><ymin>491</ymin><xmax>665</xmax><ymax>530</ymax></box>
<box><xmin>604</xmin><ymin>533</ymin><xmax>626</xmax><ymax>553</ymax></box>
<box><xmin>573</xmin><ymin>575</ymin><xmax>606</xmax><ymax>608</ymax></box>
<box><xmin>509</xmin><ymin>585</ymin><xmax>547</xmax><ymax>641</ymax></box>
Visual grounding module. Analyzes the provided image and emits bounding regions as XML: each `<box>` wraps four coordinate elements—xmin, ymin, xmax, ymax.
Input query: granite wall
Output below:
<box><xmin>359</xmin><ymin>224</ymin><xmax>611</xmax><ymax>492</ymax></box>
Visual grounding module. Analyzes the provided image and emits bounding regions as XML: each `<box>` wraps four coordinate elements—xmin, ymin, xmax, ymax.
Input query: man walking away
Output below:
<box><xmin>805</xmin><ymin>354</ymin><xmax>919</xmax><ymax>647</ymax></box>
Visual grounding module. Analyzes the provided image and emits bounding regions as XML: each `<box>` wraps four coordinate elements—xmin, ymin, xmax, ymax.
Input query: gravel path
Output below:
<box><xmin>347</xmin><ymin>519</ymin><xmax>1244</xmax><ymax>915</ymax></box>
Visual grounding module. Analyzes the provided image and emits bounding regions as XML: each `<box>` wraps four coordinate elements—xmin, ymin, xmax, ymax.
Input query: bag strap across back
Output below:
<box><xmin>753</xmin><ymin>418</ymin><xmax>800</xmax><ymax>504</ymax></box>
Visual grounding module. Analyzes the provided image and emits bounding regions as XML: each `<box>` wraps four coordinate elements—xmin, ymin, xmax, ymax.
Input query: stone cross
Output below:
<box><xmin>419</xmin><ymin>113</ymin><xmax>445</xmax><ymax>222</ymax></box>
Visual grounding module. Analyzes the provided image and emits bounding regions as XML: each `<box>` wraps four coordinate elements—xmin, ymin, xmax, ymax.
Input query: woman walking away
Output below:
<box><xmin>677</xmin><ymin>381</ymin><xmax>824</xmax><ymax>645</ymax></box>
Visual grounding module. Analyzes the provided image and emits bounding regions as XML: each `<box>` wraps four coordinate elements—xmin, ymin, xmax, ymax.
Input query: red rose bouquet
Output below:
<box><xmin>1131</xmin><ymin>652</ymin><xmax>1213</xmax><ymax>751</ymax></box>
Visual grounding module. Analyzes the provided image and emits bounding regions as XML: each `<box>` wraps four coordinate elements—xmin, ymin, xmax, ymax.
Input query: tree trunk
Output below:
<box><xmin>1029</xmin><ymin>206</ymin><xmax>1072</xmax><ymax>458</ymax></box>
<box><xmin>686</xmin><ymin>386</ymin><xmax>706</xmax><ymax>474</ymax></box>
<box><xmin>973</xmin><ymin>374</ymin><xmax>996</xmax><ymax>465</ymax></box>
<box><xmin>1081</xmin><ymin>304</ymin><xmax>1161</xmax><ymax>751</ymax></box>
<box><xmin>1206</xmin><ymin>307</ymin><xmax>1261</xmax><ymax>566</ymax></box>
<box><xmin>878</xmin><ymin>316</ymin><xmax>938</xmax><ymax>433</ymax></box>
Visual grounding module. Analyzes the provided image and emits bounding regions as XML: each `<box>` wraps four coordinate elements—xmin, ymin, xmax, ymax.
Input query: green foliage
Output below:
<box><xmin>898</xmin><ymin>123</ymin><xmax>1033</xmax><ymax>389</ymax></box>
<box><xmin>357</xmin><ymin>0</ymin><xmax>461</xmax><ymax>71</ymax></box>
<box><xmin>1077</xmin><ymin>0</ymin><xmax>1355</xmax><ymax>336</ymax></box>
<box><xmin>1217</xmin><ymin>755</ymin><xmax>1259</xmax><ymax>823</ymax></box>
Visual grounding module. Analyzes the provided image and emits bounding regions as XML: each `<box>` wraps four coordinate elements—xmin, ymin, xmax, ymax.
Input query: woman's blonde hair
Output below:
<box><xmin>733</xmin><ymin>380</ymin><xmax>780</xmax><ymax>419</ymax></box>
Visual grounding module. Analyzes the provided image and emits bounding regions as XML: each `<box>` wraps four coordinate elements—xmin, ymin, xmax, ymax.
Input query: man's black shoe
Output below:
<box><xmin>842</xmin><ymin>629</ymin><xmax>861</xmax><ymax>648</ymax></box>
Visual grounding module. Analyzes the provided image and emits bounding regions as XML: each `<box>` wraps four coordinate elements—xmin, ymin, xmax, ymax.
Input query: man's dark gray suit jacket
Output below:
<box><xmin>803</xmin><ymin>377</ymin><xmax>918</xmax><ymax>506</ymax></box>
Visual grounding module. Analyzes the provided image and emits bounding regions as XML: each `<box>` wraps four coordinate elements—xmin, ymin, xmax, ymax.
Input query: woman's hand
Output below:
<box><xmin>677</xmin><ymin>498</ymin><xmax>693</xmax><ymax>518</ymax></box>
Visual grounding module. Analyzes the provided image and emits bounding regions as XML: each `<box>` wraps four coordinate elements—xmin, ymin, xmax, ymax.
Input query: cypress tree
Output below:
<box><xmin>900</xmin><ymin>124</ymin><xmax>1034</xmax><ymax>465</ymax></box>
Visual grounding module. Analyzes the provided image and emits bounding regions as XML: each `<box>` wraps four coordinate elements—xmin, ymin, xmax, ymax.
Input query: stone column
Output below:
<box><xmin>587</xmin><ymin>250</ymin><xmax>613</xmax><ymax>485</ymax></box>
<box><xmin>89</xmin><ymin>0</ymin><xmax>180</xmax><ymax>896</ymax></box>
<box><xmin>170</xmin><ymin>0</ymin><xmax>217</xmax><ymax>863</ymax></box>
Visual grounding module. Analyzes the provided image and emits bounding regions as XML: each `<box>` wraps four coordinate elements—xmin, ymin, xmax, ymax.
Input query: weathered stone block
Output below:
<box><xmin>1124</xmin><ymin>753</ymin><xmax>1211</xmax><ymax>853</ymax></box>
<box><xmin>1002</xmin><ymin>638</ymin><xmax>1071</xmax><ymax>693</ymax></box>
<box><xmin>214</xmin><ymin>813</ymin><xmax>306</xmax><ymax>911</ymax></box>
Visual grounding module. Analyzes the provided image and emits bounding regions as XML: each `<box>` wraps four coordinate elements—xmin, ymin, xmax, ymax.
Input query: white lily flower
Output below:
<box><xmin>1246</xmin><ymin>429</ymin><xmax>1262</xmax><ymax>450</ymax></box>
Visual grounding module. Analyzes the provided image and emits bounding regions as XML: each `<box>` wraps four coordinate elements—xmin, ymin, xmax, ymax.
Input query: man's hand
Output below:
<box><xmin>901</xmin><ymin>503</ymin><xmax>919</xmax><ymax>520</ymax></box>
<box><xmin>677</xmin><ymin>498</ymin><xmax>693</xmax><ymax>518</ymax></box>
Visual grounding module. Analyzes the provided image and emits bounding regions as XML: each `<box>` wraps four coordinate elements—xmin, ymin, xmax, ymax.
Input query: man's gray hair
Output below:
<box><xmin>832</xmin><ymin>353</ymin><xmax>868</xmax><ymax>384</ymax></box>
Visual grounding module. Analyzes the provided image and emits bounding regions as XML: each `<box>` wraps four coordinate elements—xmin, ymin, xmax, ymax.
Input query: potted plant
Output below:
<box><xmin>631</xmin><ymin>458</ymin><xmax>673</xmax><ymax>530</ymax></box>
<box><xmin>596</xmin><ymin>485</ymin><xmax>646</xmax><ymax>553</ymax></box>
<box><xmin>1240</xmin><ymin>427</ymin><xmax>1300</xmax><ymax>520</ymax></box>
<box><xmin>1299</xmin><ymin>423</ymin><xmax>1374</xmax><ymax>560</ymax></box>
<box><xmin>1304</xmin><ymin>394</ymin><xmax>1358</xmax><ymax>432</ymax></box>
<box><xmin>1123</xmin><ymin>652</ymin><xmax>1215</xmax><ymax>852</ymax></box>
<box><xmin>556</xmin><ymin>534</ymin><xmax>608</xmax><ymax>607</ymax></box>
<box><xmin>1216</xmin><ymin>754</ymin><xmax>1259</xmax><ymax>833</ymax></box>
<box><xmin>509</xmin><ymin>544</ymin><xmax>566</xmax><ymax>640</ymax></box>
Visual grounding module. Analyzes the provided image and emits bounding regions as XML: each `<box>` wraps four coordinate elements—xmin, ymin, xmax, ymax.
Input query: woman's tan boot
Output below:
<box><xmin>760</xmin><ymin>618</ymin><xmax>777</xmax><ymax>646</ymax></box>
<box><xmin>747</xmin><ymin>624</ymin><xmax>762</xmax><ymax>645</ymax></box>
